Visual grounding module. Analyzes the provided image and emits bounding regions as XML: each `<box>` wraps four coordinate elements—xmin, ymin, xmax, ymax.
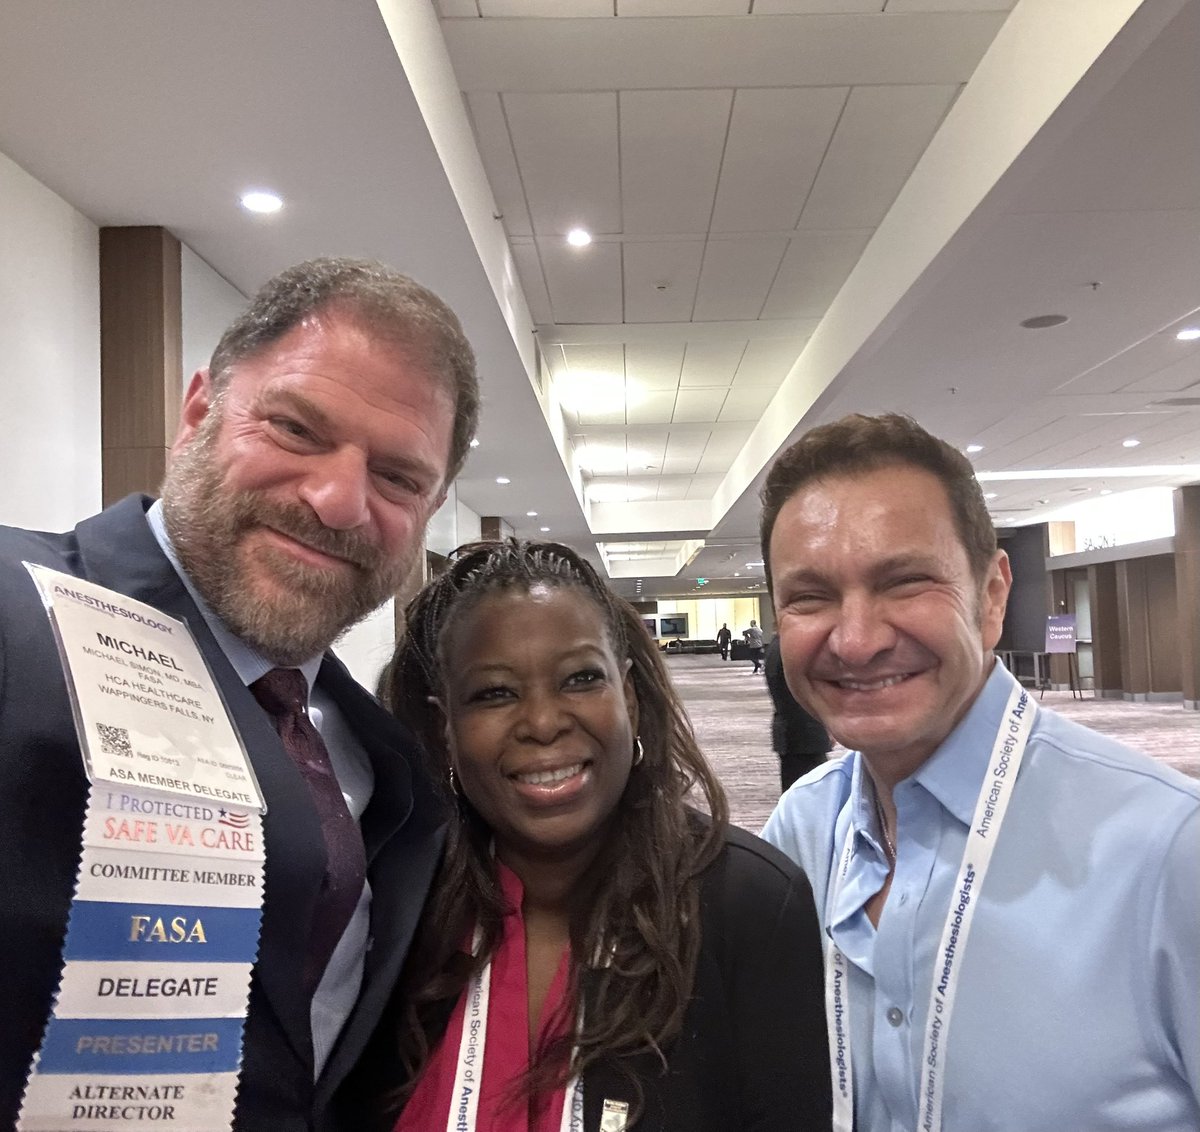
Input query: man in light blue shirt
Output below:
<box><xmin>759</xmin><ymin>413</ymin><xmax>1199</xmax><ymax>1132</ymax></box>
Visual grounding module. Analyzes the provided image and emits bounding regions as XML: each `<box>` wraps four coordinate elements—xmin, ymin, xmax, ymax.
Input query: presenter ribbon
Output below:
<box><xmin>18</xmin><ymin>565</ymin><xmax>266</xmax><ymax>1131</ymax></box>
<box><xmin>822</xmin><ymin>681</ymin><xmax>1036</xmax><ymax>1132</ymax></box>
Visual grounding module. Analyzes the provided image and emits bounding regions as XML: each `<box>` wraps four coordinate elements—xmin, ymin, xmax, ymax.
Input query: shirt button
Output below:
<box><xmin>886</xmin><ymin>1007</ymin><xmax>905</xmax><ymax>1027</ymax></box>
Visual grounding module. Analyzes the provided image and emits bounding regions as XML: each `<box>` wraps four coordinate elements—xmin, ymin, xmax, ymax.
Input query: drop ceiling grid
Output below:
<box><xmin>505</xmin><ymin>92</ymin><xmax>620</xmax><ymax>234</ymax></box>
<box><xmin>708</xmin><ymin>86</ymin><xmax>848</xmax><ymax>233</ymax></box>
<box><xmin>622</xmin><ymin>241</ymin><xmax>705</xmax><ymax>322</ymax></box>
<box><xmin>760</xmin><ymin>228</ymin><xmax>874</xmax><ymax>319</ymax></box>
<box><xmin>618</xmin><ymin>88</ymin><xmax>733</xmax><ymax>235</ymax></box>
<box><xmin>796</xmin><ymin>83</ymin><xmax>959</xmax><ymax>229</ymax></box>
<box><xmin>539</xmin><ymin>238</ymin><xmax>623</xmax><ymax>323</ymax></box>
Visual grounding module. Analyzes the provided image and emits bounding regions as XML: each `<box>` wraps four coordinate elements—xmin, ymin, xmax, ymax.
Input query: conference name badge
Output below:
<box><xmin>18</xmin><ymin>564</ymin><xmax>267</xmax><ymax>1131</ymax></box>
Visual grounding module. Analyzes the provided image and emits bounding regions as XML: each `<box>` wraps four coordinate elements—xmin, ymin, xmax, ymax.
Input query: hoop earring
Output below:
<box><xmin>632</xmin><ymin>736</ymin><xmax>644</xmax><ymax>767</ymax></box>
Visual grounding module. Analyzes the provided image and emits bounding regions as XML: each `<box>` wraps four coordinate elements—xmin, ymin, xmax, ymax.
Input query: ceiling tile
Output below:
<box><xmin>465</xmin><ymin>92</ymin><xmax>532</xmax><ymax>236</ymax></box>
<box><xmin>719</xmin><ymin>385</ymin><xmax>777</xmax><ymax>421</ymax></box>
<box><xmin>754</xmin><ymin>0</ymin><xmax>882</xmax><ymax>11</ymax></box>
<box><xmin>625</xmin><ymin>342</ymin><xmax>685</xmax><ymax>389</ymax></box>
<box><xmin>627</xmin><ymin>389</ymin><xmax>679</xmax><ymax>424</ymax></box>
<box><xmin>480</xmin><ymin>0</ymin><xmax>609</xmax><ymax>13</ymax></box>
<box><xmin>799</xmin><ymin>83</ymin><xmax>958</xmax><ymax>229</ymax></box>
<box><xmin>509</xmin><ymin>241</ymin><xmax>554</xmax><ymax>325</ymax></box>
<box><xmin>674</xmin><ymin>387</ymin><xmax>730</xmax><ymax>422</ymax></box>
<box><xmin>435</xmin><ymin>0</ymin><xmax>479</xmax><ymax>15</ymax></box>
<box><xmin>560</xmin><ymin>343</ymin><xmax>626</xmax><ymax>375</ymax></box>
<box><xmin>505</xmin><ymin>92</ymin><xmax>620</xmax><ymax>234</ymax></box>
<box><xmin>710</xmin><ymin>86</ymin><xmax>848</xmax><ymax>233</ymax></box>
<box><xmin>538</xmin><ymin>239</ymin><xmax>624</xmax><ymax>323</ymax></box>
<box><xmin>680</xmin><ymin>340</ymin><xmax>748</xmax><ymax>387</ymax></box>
<box><xmin>760</xmin><ymin>228</ymin><xmax>874</xmax><ymax>318</ymax></box>
<box><xmin>623</xmin><ymin>241</ymin><xmax>705</xmax><ymax>322</ymax></box>
<box><xmin>684</xmin><ymin>474</ymin><xmax>724</xmax><ymax>497</ymax></box>
<box><xmin>620</xmin><ymin>89</ymin><xmax>733</xmax><ymax>234</ymax></box>
<box><xmin>578</xmin><ymin>405</ymin><xmax>630</xmax><ymax>426</ymax></box>
<box><xmin>665</xmin><ymin>431</ymin><xmax>709</xmax><ymax>460</ymax></box>
<box><xmin>885</xmin><ymin>1</ymin><xmax>1015</xmax><ymax>12</ymax></box>
<box><xmin>692</xmin><ymin>238</ymin><xmax>788</xmax><ymax>321</ymax></box>
<box><xmin>732</xmin><ymin>337</ymin><xmax>807</xmax><ymax>386</ymax></box>
<box><xmin>619</xmin><ymin>0</ymin><xmax>750</xmax><ymax>12</ymax></box>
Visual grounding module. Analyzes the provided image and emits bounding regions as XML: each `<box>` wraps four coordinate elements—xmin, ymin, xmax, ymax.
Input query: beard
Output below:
<box><xmin>160</xmin><ymin>407</ymin><xmax>415</xmax><ymax>666</ymax></box>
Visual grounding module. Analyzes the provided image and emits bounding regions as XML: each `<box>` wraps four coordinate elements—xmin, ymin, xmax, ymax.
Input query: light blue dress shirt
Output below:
<box><xmin>762</xmin><ymin>661</ymin><xmax>1200</xmax><ymax>1132</ymax></box>
<box><xmin>146</xmin><ymin>501</ymin><xmax>374</xmax><ymax>1077</ymax></box>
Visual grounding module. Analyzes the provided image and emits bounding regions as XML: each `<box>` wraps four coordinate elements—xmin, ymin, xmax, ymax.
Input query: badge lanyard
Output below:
<box><xmin>448</xmin><ymin>928</ymin><xmax>584</xmax><ymax>1132</ymax></box>
<box><xmin>823</xmin><ymin>683</ymin><xmax>1036</xmax><ymax>1132</ymax></box>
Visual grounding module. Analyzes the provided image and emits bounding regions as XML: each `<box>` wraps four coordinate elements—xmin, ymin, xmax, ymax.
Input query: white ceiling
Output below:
<box><xmin>0</xmin><ymin>0</ymin><xmax>1197</xmax><ymax>602</ymax></box>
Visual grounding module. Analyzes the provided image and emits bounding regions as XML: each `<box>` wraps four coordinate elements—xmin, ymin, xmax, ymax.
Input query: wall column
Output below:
<box><xmin>99</xmin><ymin>226</ymin><xmax>182</xmax><ymax>504</ymax></box>
<box><xmin>1087</xmin><ymin>562</ymin><xmax>1123</xmax><ymax>698</ymax></box>
<box><xmin>1175</xmin><ymin>484</ymin><xmax>1200</xmax><ymax>710</ymax></box>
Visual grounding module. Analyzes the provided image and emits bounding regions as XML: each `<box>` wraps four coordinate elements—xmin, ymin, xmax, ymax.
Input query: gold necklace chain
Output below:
<box><xmin>874</xmin><ymin>791</ymin><xmax>897</xmax><ymax>866</ymax></box>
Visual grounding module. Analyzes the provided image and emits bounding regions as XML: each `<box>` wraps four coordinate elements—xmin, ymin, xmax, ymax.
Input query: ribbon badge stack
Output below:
<box><xmin>18</xmin><ymin>564</ymin><xmax>266</xmax><ymax>1132</ymax></box>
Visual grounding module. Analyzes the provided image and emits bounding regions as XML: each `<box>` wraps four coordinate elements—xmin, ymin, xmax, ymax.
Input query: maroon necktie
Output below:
<box><xmin>250</xmin><ymin>667</ymin><xmax>367</xmax><ymax>993</ymax></box>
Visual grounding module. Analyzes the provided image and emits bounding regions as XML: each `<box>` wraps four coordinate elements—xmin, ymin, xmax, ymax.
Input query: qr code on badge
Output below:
<box><xmin>97</xmin><ymin>723</ymin><xmax>132</xmax><ymax>757</ymax></box>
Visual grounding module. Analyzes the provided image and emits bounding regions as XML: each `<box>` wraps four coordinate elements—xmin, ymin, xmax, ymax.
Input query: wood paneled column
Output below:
<box><xmin>1175</xmin><ymin>484</ymin><xmax>1200</xmax><ymax>710</ymax></box>
<box><xmin>1087</xmin><ymin>562</ymin><xmax>1123</xmax><ymax>698</ymax></box>
<box><xmin>99</xmin><ymin>226</ymin><xmax>182</xmax><ymax>504</ymax></box>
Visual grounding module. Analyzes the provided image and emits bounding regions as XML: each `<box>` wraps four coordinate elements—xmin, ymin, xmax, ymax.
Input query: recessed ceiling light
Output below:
<box><xmin>1100</xmin><ymin>489</ymin><xmax>1113</xmax><ymax>495</ymax></box>
<box><xmin>495</xmin><ymin>476</ymin><xmax>511</xmax><ymax>484</ymax></box>
<box><xmin>1176</xmin><ymin>328</ymin><xmax>1200</xmax><ymax>341</ymax></box>
<box><xmin>566</xmin><ymin>228</ymin><xmax>592</xmax><ymax>247</ymax></box>
<box><xmin>1122</xmin><ymin>438</ymin><xmax>1140</xmax><ymax>448</ymax></box>
<box><xmin>539</xmin><ymin>526</ymin><xmax>550</xmax><ymax>532</ymax></box>
<box><xmin>734</xmin><ymin>572</ymin><xmax>740</xmax><ymax>577</ymax></box>
<box><xmin>984</xmin><ymin>492</ymin><xmax>998</xmax><ymax>500</ymax></box>
<box><xmin>240</xmin><ymin>190</ymin><xmax>283</xmax><ymax>214</ymax></box>
<box><xmin>966</xmin><ymin>444</ymin><xmax>984</xmax><ymax>454</ymax></box>
<box><xmin>470</xmin><ymin>438</ymin><xmax>480</xmax><ymax>448</ymax></box>
<box><xmin>1020</xmin><ymin>314</ymin><xmax>1068</xmax><ymax>329</ymax></box>
<box><xmin>526</xmin><ymin>510</ymin><xmax>538</xmax><ymax>517</ymax></box>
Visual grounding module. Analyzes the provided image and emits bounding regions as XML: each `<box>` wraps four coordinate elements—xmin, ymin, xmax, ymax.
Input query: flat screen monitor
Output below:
<box><xmin>640</xmin><ymin>617</ymin><xmax>657</xmax><ymax>638</ymax></box>
<box><xmin>658</xmin><ymin>614</ymin><xmax>688</xmax><ymax>638</ymax></box>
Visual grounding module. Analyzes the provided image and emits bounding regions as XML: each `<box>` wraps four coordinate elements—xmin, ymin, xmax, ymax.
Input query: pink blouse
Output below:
<box><xmin>395</xmin><ymin>862</ymin><xmax>574</xmax><ymax>1132</ymax></box>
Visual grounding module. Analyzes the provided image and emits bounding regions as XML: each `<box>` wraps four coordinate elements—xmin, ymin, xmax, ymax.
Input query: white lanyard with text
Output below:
<box><xmin>823</xmin><ymin>683</ymin><xmax>1036</xmax><ymax>1132</ymax></box>
<box><xmin>448</xmin><ymin>929</ymin><xmax>584</xmax><ymax>1132</ymax></box>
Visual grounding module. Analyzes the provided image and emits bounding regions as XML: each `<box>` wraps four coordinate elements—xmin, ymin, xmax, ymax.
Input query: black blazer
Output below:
<box><xmin>0</xmin><ymin>496</ymin><xmax>447</xmax><ymax>1131</ymax></box>
<box><xmin>579</xmin><ymin>826</ymin><xmax>831</xmax><ymax>1131</ymax></box>
<box><xmin>357</xmin><ymin>825</ymin><xmax>831</xmax><ymax>1131</ymax></box>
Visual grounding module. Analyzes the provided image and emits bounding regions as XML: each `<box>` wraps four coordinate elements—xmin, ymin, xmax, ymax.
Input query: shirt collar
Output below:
<box><xmin>146</xmin><ymin>499</ymin><xmax>323</xmax><ymax>694</ymax></box>
<box><xmin>908</xmin><ymin>659</ymin><xmax>1021</xmax><ymax>827</ymax></box>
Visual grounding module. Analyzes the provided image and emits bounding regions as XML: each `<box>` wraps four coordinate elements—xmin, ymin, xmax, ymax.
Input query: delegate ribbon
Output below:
<box><xmin>822</xmin><ymin>680</ymin><xmax>1036</xmax><ymax>1132</ymax></box>
<box><xmin>17</xmin><ymin>565</ymin><xmax>266</xmax><ymax>1132</ymax></box>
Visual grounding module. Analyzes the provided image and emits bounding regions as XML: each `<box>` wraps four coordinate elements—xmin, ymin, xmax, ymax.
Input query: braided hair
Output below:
<box><xmin>381</xmin><ymin>539</ymin><xmax>729</xmax><ymax>1110</ymax></box>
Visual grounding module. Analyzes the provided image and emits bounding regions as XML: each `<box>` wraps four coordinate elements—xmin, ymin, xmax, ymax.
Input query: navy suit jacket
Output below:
<box><xmin>0</xmin><ymin>496</ymin><xmax>446</xmax><ymax>1131</ymax></box>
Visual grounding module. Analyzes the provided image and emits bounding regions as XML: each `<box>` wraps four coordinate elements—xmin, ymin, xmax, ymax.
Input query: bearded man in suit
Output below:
<box><xmin>0</xmin><ymin>257</ymin><xmax>478</xmax><ymax>1130</ymax></box>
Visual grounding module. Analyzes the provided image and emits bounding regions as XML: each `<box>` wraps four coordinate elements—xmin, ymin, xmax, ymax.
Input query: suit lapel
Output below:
<box><xmin>72</xmin><ymin>496</ymin><xmax>325</xmax><ymax>1068</ymax></box>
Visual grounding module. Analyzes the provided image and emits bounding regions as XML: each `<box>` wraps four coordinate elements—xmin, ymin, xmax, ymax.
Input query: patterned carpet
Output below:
<box><xmin>667</xmin><ymin>654</ymin><xmax>1200</xmax><ymax>833</ymax></box>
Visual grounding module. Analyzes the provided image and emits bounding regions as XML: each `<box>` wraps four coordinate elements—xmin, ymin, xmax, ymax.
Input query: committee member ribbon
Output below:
<box><xmin>17</xmin><ymin>565</ymin><xmax>266</xmax><ymax>1132</ymax></box>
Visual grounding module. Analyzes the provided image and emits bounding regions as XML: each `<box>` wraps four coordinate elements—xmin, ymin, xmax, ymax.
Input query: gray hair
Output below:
<box><xmin>208</xmin><ymin>257</ymin><xmax>479</xmax><ymax>482</ymax></box>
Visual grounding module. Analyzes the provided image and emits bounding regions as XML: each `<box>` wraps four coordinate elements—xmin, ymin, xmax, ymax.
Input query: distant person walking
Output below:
<box><xmin>743</xmin><ymin>619</ymin><xmax>765</xmax><ymax>673</ymax></box>
<box><xmin>716</xmin><ymin>622</ymin><xmax>732</xmax><ymax>660</ymax></box>
<box><xmin>765</xmin><ymin>635</ymin><xmax>831</xmax><ymax>792</ymax></box>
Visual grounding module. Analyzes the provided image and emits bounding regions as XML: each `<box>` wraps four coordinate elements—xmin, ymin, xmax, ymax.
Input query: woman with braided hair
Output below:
<box><xmin>370</xmin><ymin>539</ymin><xmax>830</xmax><ymax>1132</ymax></box>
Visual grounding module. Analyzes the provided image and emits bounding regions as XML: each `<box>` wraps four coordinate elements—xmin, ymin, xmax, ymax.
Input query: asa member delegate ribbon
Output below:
<box><xmin>17</xmin><ymin>565</ymin><xmax>266</xmax><ymax>1132</ymax></box>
